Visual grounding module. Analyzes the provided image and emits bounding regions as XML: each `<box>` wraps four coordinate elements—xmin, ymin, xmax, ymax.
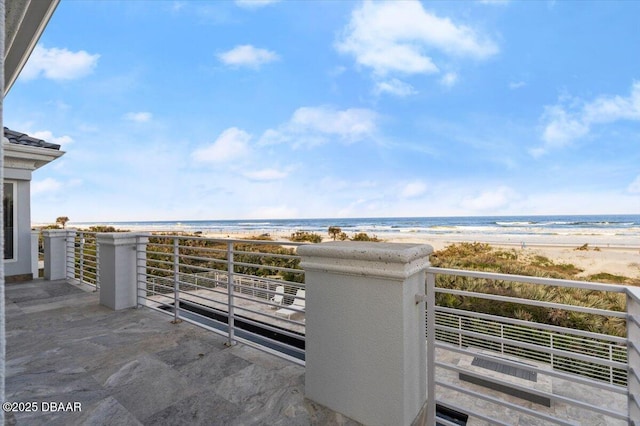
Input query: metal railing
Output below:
<box><xmin>136</xmin><ymin>235</ymin><xmax>306</xmax><ymax>364</ymax></box>
<box><xmin>49</xmin><ymin>230</ymin><xmax>637</xmax><ymax>423</ymax></box>
<box><xmin>426</xmin><ymin>267</ymin><xmax>630</xmax><ymax>425</ymax></box>
<box><xmin>129</xmin><ymin>234</ymin><xmax>634</xmax><ymax>422</ymax></box>
<box><xmin>65</xmin><ymin>231</ymin><xmax>99</xmax><ymax>289</ymax></box>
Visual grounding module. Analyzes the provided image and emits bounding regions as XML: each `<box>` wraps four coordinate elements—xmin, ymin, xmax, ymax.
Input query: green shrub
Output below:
<box><xmin>351</xmin><ymin>232</ymin><xmax>380</xmax><ymax>242</ymax></box>
<box><xmin>289</xmin><ymin>231</ymin><xmax>322</xmax><ymax>243</ymax></box>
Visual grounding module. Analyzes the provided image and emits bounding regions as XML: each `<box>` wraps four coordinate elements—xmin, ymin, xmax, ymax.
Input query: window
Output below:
<box><xmin>4</xmin><ymin>182</ymin><xmax>16</xmax><ymax>260</ymax></box>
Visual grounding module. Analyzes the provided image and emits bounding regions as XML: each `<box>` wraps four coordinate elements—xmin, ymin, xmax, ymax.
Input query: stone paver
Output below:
<box><xmin>5</xmin><ymin>279</ymin><xmax>629</xmax><ymax>425</ymax></box>
<box><xmin>4</xmin><ymin>280</ymin><xmax>357</xmax><ymax>426</ymax></box>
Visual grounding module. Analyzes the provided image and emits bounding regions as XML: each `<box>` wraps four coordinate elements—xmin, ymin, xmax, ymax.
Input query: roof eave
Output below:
<box><xmin>5</xmin><ymin>0</ymin><xmax>60</xmax><ymax>95</ymax></box>
<box><xmin>3</xmin><ymin>140</ymin><xmax>65</xmax><ymax>171</ymax></box>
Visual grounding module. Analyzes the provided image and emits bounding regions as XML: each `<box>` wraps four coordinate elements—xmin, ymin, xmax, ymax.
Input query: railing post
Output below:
<box><xmin>173</xmin><ymin>238</ymin><xmax>180</xmax><ymax>323</ymax></box>
<box><xmin>609</xmin><ymin>344</ymin><xmax>614</xmax><ymax>385</ymax></box>
<box><xmin>97</xmin><ymin>232</ymin><xmax>149</xmax><ymax>310</ymax></box>
<box><xmin>226</xmin><ymin>242</ymin><xmax>236</xmax><ymax>346</ymax></box>
<box><xmin>550</xmin><ymin>334</ymin><xmax>554</xmax><ymax>367</ymax></box>
<box><xmin>426</xmin><ymin>270</ymin><xmax>436</xmax><ymax>426</ymax></box>
<box><xmin>95</xmin><ymin>239</ymin><xmax>100</xmax><ymax>290</ymax></box>
<box><xmin>30</xmin><ymin>230</ymin><xmax>40</xmax><ymax>278</ymax></box>
<box><xmin>79</xmin><ymin>233</ymin><xmax>85</xmax><ymax>284</ymax></box>
<box><xmin>135</xmin><ymin>234</ymin><xmax>148</xmax><ymax>307</ymax></box>
<box><xmin>299</xmin><ymin>242</ymin><xmax>433</xmax><ymax>426</ymax></box>
<box><xmin>43</xmin><ymin>229</ymin><xmax>71</xmax><ymax>281</ymax></box>
<box><xmin>458</xmin><ymin>316</ymin><xmax>463</xmax><ymax>348</ymax></box>
<box><xmin>626</xmin><ymin>287</ymin><xmax>640</xmax><ymax>423</ymax></box>
<box><xmin>65</xmin><ymin>230</ymin><xmax>76</xmax><ymax>279</ymax></box>
<box><xmin>500</xmin><ymin>323</ymin><xmax>505</xmax><ymax>354</ymax></box>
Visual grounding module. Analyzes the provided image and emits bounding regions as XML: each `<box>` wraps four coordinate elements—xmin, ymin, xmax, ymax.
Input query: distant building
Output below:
<box><xmin>3</xmin><ymin>128</ymin><xmax>64</xmax><ymax>281</ymax></box>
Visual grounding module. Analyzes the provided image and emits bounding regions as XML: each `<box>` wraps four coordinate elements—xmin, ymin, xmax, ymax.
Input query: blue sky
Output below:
<box><xmin>6</xmin><ymin>0</ymin><xmax>640</xmax><ymax>223</ymax></box>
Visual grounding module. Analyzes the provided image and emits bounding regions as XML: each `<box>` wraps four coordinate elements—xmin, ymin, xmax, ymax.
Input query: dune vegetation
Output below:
<box><xmin>430</xmin><ymin>242</ymin><xmax>631</xmax><ymax>337</ymax></box>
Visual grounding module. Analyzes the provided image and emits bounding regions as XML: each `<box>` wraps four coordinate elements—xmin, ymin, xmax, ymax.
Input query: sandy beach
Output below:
<box><xmin>197</xmin><ymin>229</ymin><xmax>640</xmax><ymax>280</ymax></box>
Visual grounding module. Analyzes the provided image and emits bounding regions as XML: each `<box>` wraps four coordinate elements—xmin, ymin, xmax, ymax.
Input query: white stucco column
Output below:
<box><xmin>30</xmin><ymin>230</ymin><xmax>39</xmax><ymax>278</ymax></box>
<box><xmin>299</xmin><ymin>241</ymin><xmax>433</xmax><ymax>426</ymax></box>
<box><xmin>627</xmin><ymin>287</ymin><xmax>640</xmax><ymax>422</ymax></box>
<box><xmin>43</xmin><ymin>229</ymin><xmax>71</xmax><ymax>280</ymax></box>
<box><xmin>97</xmin><ymin>233</ymin><xmax>149</xmax><ymax>310</ymax></box>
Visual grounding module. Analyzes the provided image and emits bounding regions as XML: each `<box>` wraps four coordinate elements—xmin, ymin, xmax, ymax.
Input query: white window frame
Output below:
<box><xmin>4</xmin><ymin>181</ymin><xmax>18</xmax><ymax>263</ymax></box>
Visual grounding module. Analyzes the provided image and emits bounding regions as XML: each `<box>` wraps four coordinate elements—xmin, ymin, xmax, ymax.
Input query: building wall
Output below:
<box><xmin>3</xmin><ymin>169</ymin><xmax>32</xmax><ymax>281</ymax></box>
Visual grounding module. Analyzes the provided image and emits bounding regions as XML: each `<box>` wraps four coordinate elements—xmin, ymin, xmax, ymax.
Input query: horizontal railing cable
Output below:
<box><xmin>436</xmin><ymin>379</ymin><xmax>581</xmax><ymax>426</ymax></box>
<box><xmin>435</xmin><ymin>342</ymin><xmax>626</xmax><ymax>394</ymax></box>
<box><xmin>436</xmin><ymin>361</ymin><xmax>627</xmax><ymax>420</ymax></box>
<box><xmin>426</xmin><ymin>267</ymin><xmax>630</xmax><ymax>424</ymax></box>
<box><xmin>435</xmin><ymin>323</ymin><xmax>626</xmax><ymax>370</ymax></box>
<box><xmin>436</xmin><ymin>306</ymin><xmax>626</xmax><ymax>344</ymax></box>
<box><xmin>436</xmin><ymin>287</ymin><xmax>626</xmax><ymax>318</ymax></box>
<box><xmin>427</xmin><ymin>266</ymin><xmax>629</xmax><ymax>293</ymax></box>
<box><xmin>138</xmin><ymin>235</ymin><xmax>307</xmax><ymax>364</ymax></box>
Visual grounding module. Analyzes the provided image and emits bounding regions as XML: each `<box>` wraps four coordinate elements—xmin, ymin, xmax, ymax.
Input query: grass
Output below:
<box><xmin>430</xmin><ymin>242</ymin><xmax>630</xmax><ymax>337</ymax></box>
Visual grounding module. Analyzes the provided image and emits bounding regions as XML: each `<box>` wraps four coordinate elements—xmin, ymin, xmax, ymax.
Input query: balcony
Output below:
<box><xmin>5</xmin><ymin>278</ymin><xmax>353</xmax><ymax>425</ymax></box>
<box><xmin>12</xmin><ymin>229</ymin><xmax>639</xmax><ymax>424</ymax></box>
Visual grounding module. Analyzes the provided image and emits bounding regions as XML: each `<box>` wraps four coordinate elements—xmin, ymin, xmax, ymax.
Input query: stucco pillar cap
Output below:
<box><xmin>298</xmin><ymin>241</ymin><xmax>433</xmax><ymax>280</ymax></box>
<box><xmin>42</xmin><ymin>229</ymin><xmax>72</xmax><ymax>237</ymax></box>
<box><xmin>96</xmin><ymin>232</ymin><xmax>150</xmax><ymax>246</ymax></box>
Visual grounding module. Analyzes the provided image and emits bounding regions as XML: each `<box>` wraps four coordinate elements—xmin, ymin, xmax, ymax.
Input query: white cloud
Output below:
<box><xmin>461</xmin><ymin>186</ymin><xmax>517</xmax><ymax>211</ymax></box>
<box><xmin>400</xmin><ymin>181</ymin><xmax>427</xmax><ymax>199</ymax></box>
<box><xmin>192</xmin><ymin>127</ymin><xmax>252</xmax><ymax>163</ymax></box>
<box><xmin>583</xmin><ymin>82</ymin><xmax>640</xmax><ymax>123</ymax></box>
<box><xmin>243</xmin><ymin>168</ymin><xmax>289</xmax><ymax>181</ymax></box>
<box><xmin>259</xmin><ymin>106</ymin><xmax>378</xmax><ymax>147</ymax></box>
<box><xmin>20</xmin><ymin>44</ymin><xmax>99</xmax><ymax>81</ymax></box>
<box><xmin>336</xmin><ymin>0</ymin><xmax>498</xmax><ymax>77</ymax></box>
<box><xmin>124</xmin><ymin>112</ymin><xmax>153</xmax><ymax>123</ymax></box>
<box><xmin>32</xmin><ymin>177</ymin><xmax>62</xmax><ymax>194</ymax></box>
<box><xmin>31</xmin><ymin>130</ymin><xmax>73</xmax><ymax>148</ymax></box>
<box><xmin>291</xmin><ymin>107</ymin><xmax>378</xmax><ymax>141</ymax></box>
<box><xmin>540</xmin><ymin>105</ymin><xmax>589</xmax><ymax>147</ymax></box>
<box><xmin>235</xmin><ymin>0</ymin><xmax>280</xmax><ymax>9</ymax></box>
<box><xmin>536</xmin><ymin>81</ymin><xmax>640</xmax><ymax>156</ymax></box>
<box><xmin>509</xmin><ymin>81</ymin><xmax>526</xmax><ymax>89</ymax></box>
<box><xmin>374</xmin><ymin>78</ymin><xmax>417</xmax><ymax>97</ymax></box>
<box><xmin>440</xmin><ymin>72</ymin><xmax>458</xmax><ymax>87</ymax></box>
<box><xmin>628</xmin><ymin>175</ymin><xmax>640</xmax><ymax>194</ymax></box>
<box><xmin>217</xmin><ymin>45</ymin><xmax>279</xmax><ymax>69</ymax></box>
<box><xmin>171</xmin><ymin>1</ymin><xmax>187</xmax><ymax>12</ymax></box>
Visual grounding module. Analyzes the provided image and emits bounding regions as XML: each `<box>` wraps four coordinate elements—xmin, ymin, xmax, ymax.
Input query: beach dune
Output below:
<box><xmin>198</xmin><ymin>230</ymin><xmax>640</xmax><ymax>280</ymax></box>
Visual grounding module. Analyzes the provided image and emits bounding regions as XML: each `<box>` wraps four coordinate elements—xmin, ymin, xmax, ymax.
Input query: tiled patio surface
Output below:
<box><xmin>4</xmin><ymin>279</ymin><xmax>629</xmax><ymax>425</ymax></box>
<box><xmin>4</xmin><ymin>279</ymin><xmax>356</xmax><ymax>426</ymax></box>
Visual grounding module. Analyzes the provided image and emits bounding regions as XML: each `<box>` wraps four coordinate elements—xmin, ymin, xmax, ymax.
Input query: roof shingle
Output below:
<box><xmin>4</xmin><ymin>127</ymin><xmax>61</xmax><ymax>150</ymax></box>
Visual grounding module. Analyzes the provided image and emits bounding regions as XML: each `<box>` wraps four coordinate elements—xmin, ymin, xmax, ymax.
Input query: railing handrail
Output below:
<box><xmin>427</xmin><ymin>266</ymin><xmax>630</xmax><ymax>293</ymax></box>
<box><xmin>435</xmin><ymin>306</ymin><xmax>627</xmax><ymax>344</ymax></box>
<box><xmin>148</xmin><ymin>234</ymin><xmax>309</xmax><ymax>247</ymax></box>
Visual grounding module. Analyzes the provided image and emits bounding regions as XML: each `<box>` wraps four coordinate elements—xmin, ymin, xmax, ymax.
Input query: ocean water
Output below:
<box><xmin>72</xmin><ymin>214</ymin><xmax>640</xmax><ymax>241</ymax></box>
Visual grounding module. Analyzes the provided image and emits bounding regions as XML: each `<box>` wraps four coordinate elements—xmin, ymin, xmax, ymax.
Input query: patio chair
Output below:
<box><xmin>275</xmin><ymin>289</ymin><xmax>306</xmax><ymax>319</ymax></box>
<box><xmin>270</xmin><ymin>286</ymin><xmax>285</xmax><ymax>308</ymax></box>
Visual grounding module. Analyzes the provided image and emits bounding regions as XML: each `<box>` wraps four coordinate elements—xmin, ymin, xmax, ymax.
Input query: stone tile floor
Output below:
<box><xmin>4</xmin><ymin>279</ymin><xmax>356</xmax><ymax>425</ymax></box>
<box><xmin>4</xmin><ymin>279</ymin><xmax>629</xmax><ymax>425</ymax></box>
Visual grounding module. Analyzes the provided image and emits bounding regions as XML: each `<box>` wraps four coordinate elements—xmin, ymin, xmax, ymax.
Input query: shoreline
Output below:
<box><xmin>50</xmin><ymin>225</ymin><xmax>640</xmax><ymax>279</ymax></box>
<box><xmin>183</xmin><ymin>229</ymin><xmax>640</xmax><ymax>280</ymax></box>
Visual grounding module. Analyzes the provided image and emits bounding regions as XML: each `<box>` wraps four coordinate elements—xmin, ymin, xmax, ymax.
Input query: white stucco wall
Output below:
<box><xmin>3</xmin><ymin>141</ymin><xmax>64</xmax><ymax>280</ymax></box>
<box><xmin>3</xmin><ymin>177</ymin><xmax>30</xmax><ymax>278</ymax></box>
